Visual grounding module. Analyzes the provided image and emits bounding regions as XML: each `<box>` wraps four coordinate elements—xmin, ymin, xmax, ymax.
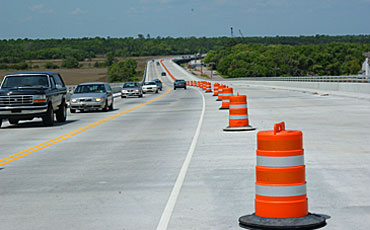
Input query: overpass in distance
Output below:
<box><xmin>0</xmin><ymin>58</ymin><xmax>369</xmax><ymax>229</ymax></box>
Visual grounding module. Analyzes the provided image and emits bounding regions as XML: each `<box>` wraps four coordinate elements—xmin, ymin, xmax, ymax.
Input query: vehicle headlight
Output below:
<box><xmin>95</xmin><ymin>98</ymin><xmax>104</xmax><ymax>102</ymax></box>
<box><xmin>135</xmin><ymin>89</ymin><xmax>139</xmax><ymax>92</ymax></box>
<box><xmin>121</xmin><ymin>90</ymin><xmax>127</xmax><ymax>93</ymax></box>
<box><xmin>33</xmin><ymin>94</ymin><xmax>46</xmax><ymax>103</ymax></box>
<box><xmin>71</xmin><ymin>98</ymin><xmax>77</xmax><ymax>103</ymax></box>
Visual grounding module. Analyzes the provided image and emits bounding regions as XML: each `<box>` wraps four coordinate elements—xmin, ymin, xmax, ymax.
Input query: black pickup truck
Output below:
<box><xmin>0</xmin><ymin>72</ymin><xmax>67</xmax><ymax>128</ymax></box>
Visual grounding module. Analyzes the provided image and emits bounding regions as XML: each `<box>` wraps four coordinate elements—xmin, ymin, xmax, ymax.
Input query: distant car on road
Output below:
<box><xmin>174</xmin><ymin>79</ymin><xmax>186</xmax><ymax>90</ymax></box>
<box><xmin>161</xmin><ymin>72</ymin><xmax>166</xmax><ymax>76</ymax></box>
<box><xmin>0</xmin><ymin>71</ymin><xmax>67</xmax><ymax>127</ymax></box>
<box><xmin>69</xmin><ymin>82</ymin><xmax>113</xmax><ymax>113</ymax></box>
<box><xmin>153</xmin><ymin>79</ymin><xmax>163</xmax><ymax>91</ymax></box>
<box><xmin>142</xmin><ymin>81</ymin><xmax>158</xmax><ymax>94</ymax></box>
<box><xmin>121</xmin><ymin>82</ymin><xmax>143</xmax><ymax>98</ymax></box>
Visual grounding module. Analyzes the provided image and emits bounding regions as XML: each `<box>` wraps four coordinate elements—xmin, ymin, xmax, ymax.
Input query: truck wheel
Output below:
<box><xmin>56</xmin><ymin>101</ymin><xmax>67</xmax><ymax>122</ymax></box>
<box><xmin>8</xmin><ymin>118</ymin><xmax>19</xmax><ymax>125</ymax></box>
<box><xmin>43</xmin><ymin>104</ymin><xmax>54</xmax><ymax>126</ymax></box>
<box><xmin>103</xmin><ymin>101</ymin><xmax>109</xmax><ymax>112</ymax></box>
<box><xmin>109</xmin><ymin>101</ymin><xmax>114</xmax><ymax>111</ymax></box>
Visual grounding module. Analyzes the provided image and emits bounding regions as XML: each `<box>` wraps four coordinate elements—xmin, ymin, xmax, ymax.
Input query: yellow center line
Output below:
<box><xmin>0</xmin><ymin>62</ymin><xmax>171</xmax><ymax>167</ymax></box>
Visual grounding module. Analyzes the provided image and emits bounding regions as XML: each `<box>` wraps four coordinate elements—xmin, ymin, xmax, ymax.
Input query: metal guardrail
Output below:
<box><xmin>222</xmin><ymin>75</ymin><xmax>370</xmax><ymax>83</ymax></box>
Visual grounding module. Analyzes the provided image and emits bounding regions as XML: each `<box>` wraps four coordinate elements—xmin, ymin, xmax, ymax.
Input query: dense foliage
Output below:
<box><xmin>108</xmin><ymin>59</ymin><xmax>137</xmax><ymax>82</ymax></box>
<box><xmin>1</xmin><ymin>35</ymin><xmax>370</xmax><ymax>64</ymax></box>
<box><xmin>204</xmin><ymin>43</ymin><xmax>369</xmax><ymax>77</ymax></box>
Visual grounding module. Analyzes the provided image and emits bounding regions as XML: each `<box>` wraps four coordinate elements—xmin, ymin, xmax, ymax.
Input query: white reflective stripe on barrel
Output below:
<box><xmin>229</xmin><ymin>115</ymin><xmax>248</xmax><ymax>120</ymax></box>
<box><xmin>222</xmin><ymin>100</ymin><xmax>230</xmax><ymax>102</ymax></box>
<box><xmin>229</xmin><ymin>104</ymin><xmax>247</xmax><ymax>109</ymax></box>
<box><xmin>223</xmin><ymin>93</ymin><xmax>233</xmax><ymax>96</ymax></box>
<box><xmin>256</xmin><ymin>184</ymin><xmax>306</xmax><ymax>197</ymax></box>
<box><xmin>257</xmin><ymin>155</ymin><xmax>304</xmax><ymax>167</ymax></box>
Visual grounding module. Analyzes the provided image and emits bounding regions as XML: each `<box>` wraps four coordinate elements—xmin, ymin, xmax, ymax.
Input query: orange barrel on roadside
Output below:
<box><xmin>186</xmin><ymin>81</ymin><xmax>189</xmax><ymax>85</ymax></box>
<box><xmin>219</xmin><ymin>87</ymin><xmax>233</xmax><ymax>110</ymax></box>
<box><xmin>213</xmin><ymin>83</ymin><xmax>220</xmax><ymax>96</ymax></box>
<box><xmin>256</xmin><ymin>122</ymin><xmax>307</xmax><ymax>218</ymax></box>
<box><xmin>217</xmin><ymin>85</ymin><xmax>224</xmax><ymax>101</ymax></box>
<box><xmin>197</xmin><ymin>81</ymin><xmax>200</xmax><ymax>87</ymax></box>
<box><xmin>223</xmin><ymin>94</ymin><xmax>255</xmax><ymax>131</ymax></box>
<box><xmin>239</xmin><ymin>122</ymin><xmax>326</xmax><ymax>230</ymax></box>
<box><xmin>203</xmin><ymin>81</ymin><xmax>207</xmax><ymax>91</ymax></box>
<box><xmin>206</xmin><ymin>82</ymin><xmax>212</xmax><ymax>93</ymax></box>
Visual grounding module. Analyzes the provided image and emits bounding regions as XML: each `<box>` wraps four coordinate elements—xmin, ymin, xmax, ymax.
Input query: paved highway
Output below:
<box><xmin>0</xmin><ymin>59</ymin><xmax>369</xmax><ymax>229</ymax></box>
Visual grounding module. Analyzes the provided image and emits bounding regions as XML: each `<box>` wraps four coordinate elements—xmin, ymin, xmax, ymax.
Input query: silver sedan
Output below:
<box><xmin>69</xmin><ymin>82</ymin><xmax>113</xmax><ymax>113</ymax></box>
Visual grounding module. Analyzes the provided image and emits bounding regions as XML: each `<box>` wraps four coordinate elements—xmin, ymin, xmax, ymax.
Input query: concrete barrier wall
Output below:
<box><xmin>232</xmin><ymin>81</ymin><xmax>370</xmax><ymax>95</ymax></box>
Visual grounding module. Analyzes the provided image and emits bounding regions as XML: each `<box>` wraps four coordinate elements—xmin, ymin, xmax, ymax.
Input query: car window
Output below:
<box><xmin>123</xmin><ymin>83</ymin><xmax>136</xmax><ymax>88</ymax></box>
<box><xmin>144</xmin><ymin>82</ymin><xmax>155</xmax><ymax>85</ymax></box>
<box><xmin>74</xmin><ymin>84</ymin><xmax>106</xmax><ymax>93</ymax></box>
<box><xmin>1</xmin><ymin>75</ymin><xmax>49</xmax><ymax>88</ymax></box>
<box><xmin>53</xmin><ymin>74</ymin><xmax>65</xmax><ymax>87</ymax></box>
<box><xmin>106</xmin><ymin>84</ymin><xmax>112</xmax><ymax>91</ymax></box>
<box><xmin>50</xmin><ymin>77</ymin><xmax>56</xmax><ymax>89</ymax></box>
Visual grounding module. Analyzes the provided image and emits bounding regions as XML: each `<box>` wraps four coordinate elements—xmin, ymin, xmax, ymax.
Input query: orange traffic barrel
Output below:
<box><xmin>202</xmin><ymin>81</ymin><xmax>207</xmax><ymax>90</ymax></box>
<box><xmin>217</xmin><ymin>85</ymin><xmax>224</xmax><ymax>101</ymax></box>
<box><xmin>219</xmin><ymin>87</ymin><xmax>233</xmax><ymax>110</ymax></box>
<box><xmin>200</xmin><ymin>81</ymin><xmax>203</xmax><ymax>89</ymax></box>
<box><xmin>186</xmin><ymin>81</ymin><xmax>189</xmax><ymax>85</ymax></box>
<box><xmin>223</xmin><ymin>94</ymin><xmax>255</xmax><ymax>131</ymax></box>
<box><xmin>205</xmin><ymin>82</ymin><xmax>212</xmax><ymax>93</ymax></box>
<box><xmin>197</xmin><ymin>81</ymin><xmax>200</xmax><ymax>87</ymax></box>
<box><xmin>213</xmin><ymin>83</ymin><xmax>220</xmax><ymax>96</ymax></box>
<box><xmin>239</xmin><ymin>122</ymin><xmax>327</xmax><ymax>229</ymax></box>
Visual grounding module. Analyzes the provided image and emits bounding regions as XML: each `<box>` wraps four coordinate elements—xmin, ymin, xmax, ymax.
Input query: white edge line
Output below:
<box><xmin>156</xmin><ymin>88</ymin><xmax>206</xmax><ymax>230</ymax></box>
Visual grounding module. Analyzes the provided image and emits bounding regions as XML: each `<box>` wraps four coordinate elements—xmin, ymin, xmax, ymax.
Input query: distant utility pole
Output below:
<box><xmin>230</xmin><ymin>27</ymin><xmax>234</xmax><ymax>38</ymax></box>
<box><xmin>239</xmin><ymin>29</ymin><xmax>244</xmax><ymax>37</ymax></box>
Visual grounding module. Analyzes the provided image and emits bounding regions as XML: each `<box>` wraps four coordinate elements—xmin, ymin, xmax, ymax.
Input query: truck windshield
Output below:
<box><xmin>1</xmin><ymin>75</ymin><xmax>49</xmax><ymax>88</ymax></box>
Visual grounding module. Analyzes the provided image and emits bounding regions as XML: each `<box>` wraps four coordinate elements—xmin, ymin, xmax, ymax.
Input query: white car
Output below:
<box><xmin>142</xmin><ymin>81</ymin><xmax>158</xmax><ymax>94</ymax></box>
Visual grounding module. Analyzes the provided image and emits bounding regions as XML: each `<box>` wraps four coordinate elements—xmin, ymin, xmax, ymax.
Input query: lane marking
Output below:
<box><xmin>0</xmin><ymin>65</ymin><xmax>172</xmax><ymax>167</ymax></box>
<box><xmin>156</xmin><ymin>62</ymin><xmax>206</xmax><ymax>230</ymax></box>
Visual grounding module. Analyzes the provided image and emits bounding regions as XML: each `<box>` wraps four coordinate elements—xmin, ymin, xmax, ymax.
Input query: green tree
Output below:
<box><xmin>108</xmin><ymin>59</ymin><xmax>137</xmax><ymax>82</ymax></box>
<box><xmin>61</xmin><ymin>57</ymin><xmax>79</xmax><ymax>68</ymax></box>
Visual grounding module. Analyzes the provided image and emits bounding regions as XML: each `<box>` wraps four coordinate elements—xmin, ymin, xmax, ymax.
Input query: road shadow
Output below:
<box><xmin>1</xmin><ymin>119</ymin><xmax>78</xmax><ymax>129</ymax></box>
<box><xmin>72</xmin><ymin>108</ymin><xmax>120</xmax><ymax>114</ymax></box>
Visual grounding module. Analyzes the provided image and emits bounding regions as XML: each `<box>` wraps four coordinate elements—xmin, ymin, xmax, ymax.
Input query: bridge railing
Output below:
<box><xmin>224</xmin><ymin>75</ymin><xmax>370</xmax><ymax>83</ymax></box>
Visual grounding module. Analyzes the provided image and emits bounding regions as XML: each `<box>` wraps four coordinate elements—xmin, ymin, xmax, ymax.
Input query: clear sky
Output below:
<box><xmin>1</xmin><ymin>0</ymin><xmax>369</xmax><ymax>39</ymax></box>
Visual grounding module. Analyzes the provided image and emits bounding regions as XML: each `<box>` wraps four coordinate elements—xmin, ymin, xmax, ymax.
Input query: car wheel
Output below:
<box><xmin>70</xmin><ymin>108</ymin><xmax>76</xmax><ymax>113</ymax></box>
<box><xmin>184</xmin><ymin>87</ymin><xmax>187</xmax><ymax>90</ymax></box>
<box><xmin>0</xmin><ymin>119</ymin><xmax>2</xmax><ymax>128</ymax></box>
<box><xmin>56</xmin><ymin>101</ymin><xmax>67</xmax><ymax>122</ymax></box>
<box><xmin>121</xmin><ymin>96</ymin><xmax>126</xmax><ymax>98</ymax></box>
<box><xmin>103</xmin><ymin>101</ymin><xmax>109</xmax><ymax>112</ymax></box>
<box><xmin>42</xmin><ymin>104</ymin><xmax>54</xmax><ymax>126</ymax></box>
<box><xmin>8</xmin><ymin>118</ymin><xmax>19</xmax><ymax>125</ymax></box>
<box><xmin>143</xmin><ymin>92</ymin><xmax>146</xmax><ymax>94</ymax></box>
<box><xmin>139</xmin><ymin>94</ymin><xmax>143</xmax><ymax>98</ymax></box>
<box><xmin>109</xmin><ymin>101</ymin><xmax>114</xmax><ymax>111</ymax></box>
<box><xmin>156</xmin><ymin>90</ymin><xmax>159</xmax><ymax>93</ymax></box>
<box><xmin>174</xmin><ymin>87</ymin><xmax>176</xmax><ymax>90</ymax></box>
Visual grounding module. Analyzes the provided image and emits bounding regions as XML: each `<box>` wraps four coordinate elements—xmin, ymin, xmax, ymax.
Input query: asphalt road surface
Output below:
<box><xmin>0</xmin><ymin>59</ymin><xmax>369</xmax><ymax>230</ymax></box>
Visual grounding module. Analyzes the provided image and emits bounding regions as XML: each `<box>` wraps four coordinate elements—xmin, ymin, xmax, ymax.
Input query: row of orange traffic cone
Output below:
<box><xmin>186</xmin><ymin>80</ymin><xmax>255</xmax><ymax>132</ymax></box>
<box><xmin>186</xmin><ymin>80</ymin><xmax>327</xmax><ymax>230</ymax></box>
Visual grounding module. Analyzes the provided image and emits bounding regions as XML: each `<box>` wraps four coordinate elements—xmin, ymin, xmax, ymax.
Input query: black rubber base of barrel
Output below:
<box><xmin>223</xmin><ymin>126</ymin><xmax>256</xmax><ymax>132</ymax></box>
<box><xmin>239</xmin><ymin>213</ymin><xmax>326</xmax><ymax>230</ymax></box>
<box><xmin>205</xmin><ymin>91</ymin><xmax>212</xmax><ymax>93</ymax></box>
<box><xmin>213</xmin><ymin>95</ymin><xmax>217</xmax><ymax>96</ymax></box>
<box><xmin>216</xmin><ymin>99</ymin><xmax>222</xmax><ymax>101</ymax></box>
<box><xmin>219</xmin><ymin>107</ymin><xmax>229</xmax><ymax>110</ymax></box>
